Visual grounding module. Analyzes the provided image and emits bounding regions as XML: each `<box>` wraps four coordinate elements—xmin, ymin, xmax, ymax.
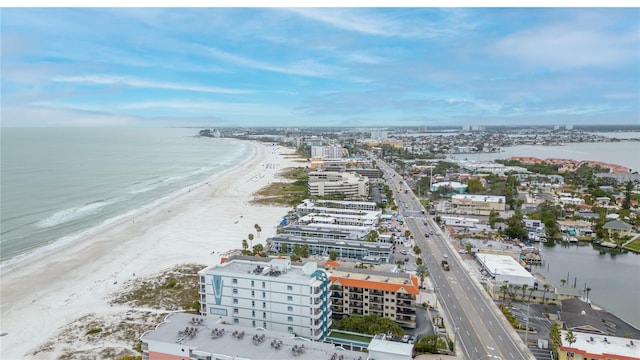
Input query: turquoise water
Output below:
<box><xmin>0</xmin><ymin>127</ymin><xmax>254</xmax><ymax>265</ymax></box>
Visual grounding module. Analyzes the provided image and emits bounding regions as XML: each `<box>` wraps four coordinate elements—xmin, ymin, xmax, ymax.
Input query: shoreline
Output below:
<box><xmin>0</xmin><ymin>138</ymin><xmax>255</xmax><ymax>272</ymax></box>
<box><xmin>0</xmin><ymin>140</ymin><xmax>306</xmax><ymax>359</ymax></box>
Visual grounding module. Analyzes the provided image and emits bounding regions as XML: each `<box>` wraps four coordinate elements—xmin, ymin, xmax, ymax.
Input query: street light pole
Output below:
<box><xmin>524</xmin><ymin>302</ymin><xmax>531</xmax><ymax>344</ymax></box>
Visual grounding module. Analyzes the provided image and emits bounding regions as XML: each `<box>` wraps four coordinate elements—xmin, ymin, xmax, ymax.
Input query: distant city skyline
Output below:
<box><xmin>2</xmin><ymin>8</ymin><xmax>639</xmax><ymax>127</ymax></box>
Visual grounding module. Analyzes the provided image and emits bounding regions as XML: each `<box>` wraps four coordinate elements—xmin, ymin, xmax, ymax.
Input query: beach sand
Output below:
<box><xmin>0</xmin><ymin>141</ymin><xmax>305</xmax><ymax>359</ymax></box>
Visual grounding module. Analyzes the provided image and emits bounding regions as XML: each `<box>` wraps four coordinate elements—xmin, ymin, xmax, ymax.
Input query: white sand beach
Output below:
<box><xmin>0</xmin><ymin>141</ymin><xmax>305</xmax><ymax>359</ymax></box>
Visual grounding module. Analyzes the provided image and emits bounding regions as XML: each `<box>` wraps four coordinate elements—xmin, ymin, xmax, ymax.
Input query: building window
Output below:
<box><xmin>233</xmin><ymin>298</ymin><xmax>238</xmax><ymax>304</ymax></box>
<box><xmin>287</xmin><ymin>296</ymin><xmax>293</xmax><ymax>301</ymax></box>
<box><xmin>234</xmin><ymin>318</ymin><xmax>239</xmax><ymax>324</ymax></box>
<box><xmin>233</xmin><ymin>288</ymin><xmax>238</xmax><ymax>294</ymax></box>
<box><xmin>288</xmin><ymin>306</ymin><xmax>293</xmax><ymax>312</ymax></box>
<box><xmin>252</xmin><ymin>310</ymin><xmax>256</xmax><ymax>317</ymax></box>
<box><xmin>288</xmin><ymin>316</ymin><xmax>293</xmax><ymax>322</ymax></box>
<box><xmin>288</xmin><ymin>327</ymin><xmax>293</xmax><ymax>333</ymax></box>
<box><xmin>262</xmin><ymin>292</ymin><xmax>266</xmax><ymax>298</ymax></box>
<box><xmin>264</xmin><ymin>322</ymin><xmax>267</xmax><ymax>328</ymax></box>
<box><xmin>232</xmin><ymin>278</ymin><xmax>237</xmax><ymax>284</ymax></box>
<box><xmin>233</xmin><ymin>308</ymin><xmax>238</xmax><ymax>314</ymax></box>
<box><xmin>252</xmin><ymin>301</ymin><xmax>255</xmax><ymax>307</ymax></box>
<box><xmin>263</xmin><ymin>312</ymin><xmax>267</xmax><ymax>319</ymax></box>
<box><xmin>263</xmin><ymin>302</ymin><xmax>266</xmax><ymax>309</ymax></box>
<box><xmin>251</xmin><ymin>280</ymin><xmax>255</xmax><ymax>287</ymax></box>
<box><xmin>287</xmin><ymin>285</ymin><xmax>293</xmax><ymax>291</ymax></box>
<box><xmin>262</xmin><ymin>282</ymin><xmax>266</xmax><ymax>288</ymax></box>
<box><xmin>252</xmin><ymin>321</ymin><xmax>256</xmax><ymax>327</ymax></box>
<box><xmin>251</xmin><ymin>290</ymin><xmax>255</xmax><ymax>297</ymax></box>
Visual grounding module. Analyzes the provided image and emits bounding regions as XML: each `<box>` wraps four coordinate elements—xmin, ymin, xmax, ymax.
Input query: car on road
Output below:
<box><xmin>443</xmin><ymin>253</ymin><xmax>448</xmax><ymax>258</ymax></box>
<box><xmin>400</xmin><ymin>250</ymin><xmax>408</xmax><ymax>255</ymax></box>
<box><xmin>404</xmin><ymin>257</ymin><xmax>410</xmax><ymax>262</ymax></box>
<box><xmin>401</xmin><ymin>335</ymin><xmax>411</xmax><ymax>343</ymax></box>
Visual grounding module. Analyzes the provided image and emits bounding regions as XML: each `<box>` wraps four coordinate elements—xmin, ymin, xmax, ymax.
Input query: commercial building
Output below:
<box><xmin>140</xmin><ymin>312</ymin><xmax>365</xmax><ymax>360</ymax></box>
<box><xmin>308</xmin><ymin>172</ymin><xmax>370</xmax><ymax>200</ymax></box>
<box><xmin>450</xmin><ymin>194</ymin><xmax>506</xmax><ymax>215</ymax></box>
<box><xmin>367</xmin><ymin>334</ymin><xmax>415</xmax><ymax>360</ymax></box>
<box><xmin>327</xmin><ymin>267</ymin><xmax>419</xmax><ymax>329</ymax></box>
<box><xmin>558</xmin><ymin>330</ymin><xmax>639</xmax><ymax>360</ymax></box>
<box><xmin>267</xmin><ymin>234</ymin><xmax>393</xmax><ymax>264</ymax></box>
<box><xmin>198</xmin><ymin>256</ymin><xmax>331</xmax><ymax>341</ymax></box>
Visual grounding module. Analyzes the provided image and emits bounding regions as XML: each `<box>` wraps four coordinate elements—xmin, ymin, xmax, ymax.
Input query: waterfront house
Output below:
<box><xmin>602</xmin><ymin>220</ymin><xmax>633</xmax><ymax>238</ymax></box>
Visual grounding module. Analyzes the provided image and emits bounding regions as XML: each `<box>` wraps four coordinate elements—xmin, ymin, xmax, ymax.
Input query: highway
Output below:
<box><xmin>374</xmin><ymin>156</ymin><xmax>534</xmax><ymax>360</ymax></box>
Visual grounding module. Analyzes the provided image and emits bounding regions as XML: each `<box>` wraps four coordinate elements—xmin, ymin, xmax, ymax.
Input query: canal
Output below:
<box><xmin>532</xmin><ymin>241</ymin><xmax>640</xmax><ymax>329</ymax></box>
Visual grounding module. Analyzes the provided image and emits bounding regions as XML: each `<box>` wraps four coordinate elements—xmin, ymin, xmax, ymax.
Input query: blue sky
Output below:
<box><xmin>2</xmin><ymin>8</ymin><xmax>639</xmax><ymax>127</ymax></box>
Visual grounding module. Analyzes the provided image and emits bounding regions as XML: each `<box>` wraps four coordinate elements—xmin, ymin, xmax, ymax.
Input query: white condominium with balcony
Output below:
<box><xmin>198</xmin><ymin>256</ymin><xmax>332</xmax><ymax>341</ymax></box>
<box><xmin>308</xmin><ymin>171</ymin><xmax>369</xmax><ymax>200</ymax></box>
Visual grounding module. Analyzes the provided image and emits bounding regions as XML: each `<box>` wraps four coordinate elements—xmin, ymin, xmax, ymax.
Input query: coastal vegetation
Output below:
<box><xmin>110</xmin><ymin>263</ymin><xmax>203</xmax><ymax>311</ymax></box>
<box><xmin>333</xmin><ymin>314</ymin><xmax>404</xmax><ymax>337</ymax></box>
<box><xmin>252</xmin><ymin>167</ymin><xmax>309</xmax><ymax>206</ymax></box>
<box><xmin>33</xmin><ymin>264</ymin><xmax>205</xmax><ymax>359</ymax></box>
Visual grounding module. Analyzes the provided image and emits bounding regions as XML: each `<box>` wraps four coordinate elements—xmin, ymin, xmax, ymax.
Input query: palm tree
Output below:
<box><xmin>413</xmin><ymin>246</ymin><xmax>421</xmax><ymax>256</ymax></box>
<box><xmin>565</xmin><ymin>330</ymin><xmax>577</xmax><ymax>347</ymax></box>
<box><xmin>254</xmin><ymin>224</ymin><xmax>262</xmax><ymax>238</ymax></box>
<box><xmin>585</xmin><ymin>287</ymin><xmax>592</xmax><ymax>303</ymax></box>
<box><xmin>416</xmin><ymin>265</ymin><xmax>429</xmax><ymax>288</ymax></box>
<box><xmin>521</xmin><ymin>284</ymin><xmax>528</xmax><ymax>301</ymax></box>
<box><xmin>500</xmin><ymin>283</ymin><xmax>509</xmax><ymax>301</ymax></box>
<box><xmin>542</xmin><ymin>283</ymin><xmax>550</xmax><ymax>304</ymax></box>
<box><xmin>241</xmin><ymin>239</ymin><xmax>248</xmax><ymax>252</ymax></box>
<box><xmin>248</xmin><ymin>233</ymin><xmax>254</xmax><ymax>249</ymax></box>
<box><xmin>560</xmin><ymin>279</ymin><xmax>567</xmax><ymax>287</ymax></box>
<box><xmin>527</xmin><ymin>286</ymin><xmax>535</xmax><ymax>302</ymax></box>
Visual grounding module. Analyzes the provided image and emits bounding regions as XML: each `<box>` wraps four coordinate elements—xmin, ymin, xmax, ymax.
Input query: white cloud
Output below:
<box><xmin>493</xmin><ymin>23</ymin><xmax>639</xmax><ymax>69</ymax></box>
<box><xmin>52</xmin><ymin>75</ymin><xmax>253</xmax><ymax>94</ymax></box>
<box><xmin>120</xmin><ymin>100</ymin><xmax>292</xmax><ymax>116</ymax></box>
<box><xmin>204</xmin><ymin>47</ymin><xmax>338</xmax><ymax>78</ymax></box>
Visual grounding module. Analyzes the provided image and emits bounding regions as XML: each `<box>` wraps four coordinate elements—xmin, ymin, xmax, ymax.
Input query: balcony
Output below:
<box><xmin>348</xmin><ymin>295</ymin><xmax>363</xmax><ymax>301</ymax></box>
<box><xmin>396</xmin><ymin>293</ymin><xmax>415</xmax><ymax>300</ymax></box>
<box><xmin>331</xmin><ymin>292</ymin><xmax>343</xmax><ymax>299</ymax></box>
<box><xmin>349</xmin><ymin>302</ymin><xmax>363</xmax><ymax>309</ymax></box>
<box><xmin>371</xmin><ymin>290</ymin><xmax>384</xmax><ymax>296</ymax></box>
<box><xmin>369</xmin><ymin>296</ymin><xmax>383</xmax><ymax>304</ymax></box>
<box><xmin>349</xmin><ymin>288</ymin><xmax>363</xmax><ymax>294</ymax></box>
<box><xmin>397</xmin><ymin>300</ymin><xmax>415</xmax><ymax>307</ymax></box>
<box><xmin>369</xmin><ymin>304</ymin><xmax>383</xmax><ymax>311</ymax></box>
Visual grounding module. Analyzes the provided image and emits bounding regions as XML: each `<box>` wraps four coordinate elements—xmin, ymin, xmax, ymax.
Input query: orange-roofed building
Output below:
<box><xmin>327</xmin><ymin>267</ymin><xmax>418</xmax><ymax>328</ymax></box>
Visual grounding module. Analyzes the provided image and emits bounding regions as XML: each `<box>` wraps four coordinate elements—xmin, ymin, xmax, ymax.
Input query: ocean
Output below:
<box><xmin>0</xmin><ymin>127</ymin><xmax>254</xmax><ymax>266</ymax></box>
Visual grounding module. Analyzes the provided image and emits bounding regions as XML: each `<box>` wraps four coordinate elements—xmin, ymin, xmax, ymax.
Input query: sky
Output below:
<box><xmin>1</xmin><ymin>7</ymin><xmax>639</xmax><ymax>127</ymax></box>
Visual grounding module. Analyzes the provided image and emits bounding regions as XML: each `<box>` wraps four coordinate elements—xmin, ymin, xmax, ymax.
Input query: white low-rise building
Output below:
<box><xmin>450</xmin><ymin>194</ymin><xmax>506</xmax><ymax>215</ymax></box>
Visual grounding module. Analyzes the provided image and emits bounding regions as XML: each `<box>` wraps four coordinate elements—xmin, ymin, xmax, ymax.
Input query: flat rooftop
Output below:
<box><xmin>206</xmin><ymin>257</ymin><xmax>318</xmax><ymax>283</ymax></box>
<box><xmin>142</xmin><ymin>312</ymin><xmax>364</xmax><ymax>360</ymax></box>
<box><xmin>560</xmin><ymin>330</ymin><xmax>639</xmax><ymax>359</ymax></box>
<box><xmin>476</xmin><ymin>253</ymin><xmax>536</xmax><ymax>281</ymax></box>
<box><xmin>452</xmin><ymin>194</ymin><xmax>506</xmax><ymax>202</ymax></box>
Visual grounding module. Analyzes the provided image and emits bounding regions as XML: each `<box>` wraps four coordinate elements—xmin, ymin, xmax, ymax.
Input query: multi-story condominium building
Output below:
<box><xmin>328</xmin><ymin>267</ymin><xmax>419</xmax><ymax>329</ymax></box>
<box><xmin>450</xmin><ymin>194</ymin><xmax>506</xmax><ymax>215</ymax></box>
<box><xmin>298</xmin><ymin>199</ymin><xmax>378</xmax><ymax>212</ymax></box>
<box><xmin>140</xmin><ymin>312</ymin><xmax>364</xmax><ymax>360</ymax></box>
<box><xmin>298</xmin><ymin>212</ymin><xmax>379</xmax><ymax>227</ymax></box>
<box><xmin>267</xmin><ymin>234</ymin><xmax>393</xmax><ymax>264</ymax></box>
<box><xmin>311</xmin><ymin>145</ymin><xmax>344</xmax><ymax>159</ymax></box>
<box><xmin>308</xmin><ymin>171</ymin><xmax>369</xmax><ymax>200</ymax></box>
<box><xmin>198</xmin><ymin>256</ymin><xmax>331</xmax><ymax>341</ymax></box>
<box><xmin>279</xmin><ymin>224</ymin><xmax>368</xmax><ymax>241</ymax></box>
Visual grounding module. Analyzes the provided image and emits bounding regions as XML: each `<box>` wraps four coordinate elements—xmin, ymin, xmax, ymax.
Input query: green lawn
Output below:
<box><xmin>623</xmin><ymin>238</ymin><xmax>640</xmax><ymax>252</ymax></box>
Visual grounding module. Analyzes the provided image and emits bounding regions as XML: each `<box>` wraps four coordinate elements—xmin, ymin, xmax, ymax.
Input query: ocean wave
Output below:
<box><xmin>36</xmin><ymin>200</ymin><xmax>114</xmax><ymax>228</ymax></box>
